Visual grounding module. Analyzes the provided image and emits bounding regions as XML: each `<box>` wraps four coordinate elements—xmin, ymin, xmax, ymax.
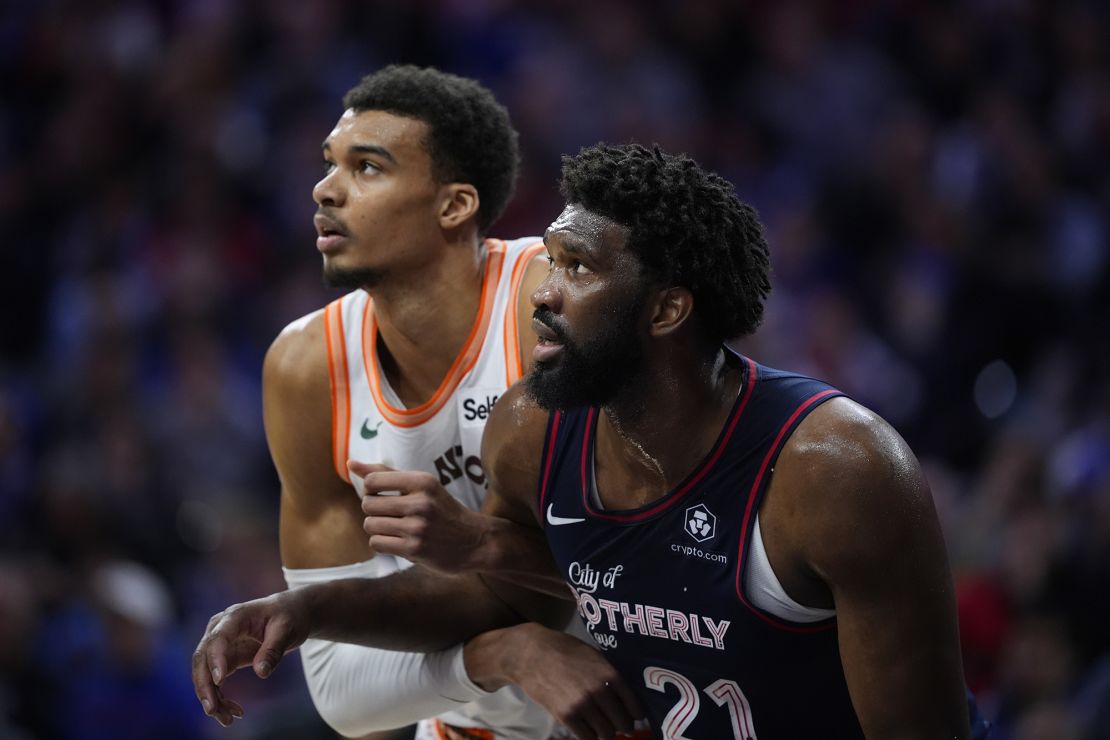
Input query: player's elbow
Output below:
<box><xmin>300</xmin><ymin>643</ymin><xmax>400</xmax><ymax>737</ymax></box>
<box><xmin>314</xmin><ymin>700</ymin><xmax>390</xmax><ymax>739</ymax></box>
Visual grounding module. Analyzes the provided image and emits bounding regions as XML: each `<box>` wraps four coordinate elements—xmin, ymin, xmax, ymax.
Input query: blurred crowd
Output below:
<box><xmin>1</xmin><ymin>1</ymin><xmax>1107</xmax><ymax>738</ymax></box>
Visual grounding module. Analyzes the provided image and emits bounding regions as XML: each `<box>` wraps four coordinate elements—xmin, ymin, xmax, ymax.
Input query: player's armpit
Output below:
<box><xmin>766</xmin><ymin>397</ymin><xmax>971</xmax><ymax>739</ymax></box>
<box><xmin>264</xmin><ymin>311</ymin><xmax>371</xmax><ymax>569</ymax></box>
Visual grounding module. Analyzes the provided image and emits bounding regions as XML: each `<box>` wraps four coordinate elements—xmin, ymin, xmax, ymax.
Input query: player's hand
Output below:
<box><xmin>192</xmin><ymin>590</ymin><xmax>311</xmax><ymax>727</ymax></box>
<box><xmin>350</xmin><ymin>460</ymin><xmax>492</xmax><ymax>574</ymax></box>
<box><xmin>468</xmin><ymin>623</ymin><xmax>646</xmax><ymax>740</ymax></box>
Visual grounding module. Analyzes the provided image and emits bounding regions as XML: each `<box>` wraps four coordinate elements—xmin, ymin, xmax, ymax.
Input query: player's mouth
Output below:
<box><xmin>314</xmin><ymin>213</ymin><xmax>350</xmax><ymax>254</ymax></box>
<box><xmin>532</xmin><ymin>317</ymin><xmax>565</xmax><ymax>362</ymax></box>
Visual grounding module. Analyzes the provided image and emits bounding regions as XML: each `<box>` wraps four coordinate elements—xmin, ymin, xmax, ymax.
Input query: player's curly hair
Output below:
<box><xmin>559</xmin><ymin>143</ymin><xmax>772</xmax><ymax>343</ymax></box>
<box><xmin>343</xmin><ymin>65</ymin><xmax>519</xmax><ymax>235</ymax></box>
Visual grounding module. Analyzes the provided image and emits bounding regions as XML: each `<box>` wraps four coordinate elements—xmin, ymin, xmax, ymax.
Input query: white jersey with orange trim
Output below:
<box><xmin>325</xmin><ymin>236</ymin><xmax>542</xmax><ymax>500</ymax></box>
<box><xmin>320</xmin><ymin>236</ymin><xmax>552</xmax><ymax>738</ymax></box>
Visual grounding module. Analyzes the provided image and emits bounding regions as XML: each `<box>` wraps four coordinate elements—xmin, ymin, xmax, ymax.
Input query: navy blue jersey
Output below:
<box><xmin>538</xmin><ymin>356</ymin><xmax>991</xmax><ymax>739</ymax></box>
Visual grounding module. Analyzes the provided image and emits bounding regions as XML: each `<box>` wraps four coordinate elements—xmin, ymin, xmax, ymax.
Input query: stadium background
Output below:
<box><xmin>1</xmin><ymin>1</ymin><xmax>1108</xmax><ymax>738</ymax></box>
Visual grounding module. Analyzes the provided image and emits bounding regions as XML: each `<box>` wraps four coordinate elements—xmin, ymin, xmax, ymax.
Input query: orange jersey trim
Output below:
<box><xmin>364</xmin><ymin>240</ymin><xmax>507</xmax><ymax>428</ymax></box>
<box><xmin>324</xmin><ymin>300</ymin><xmax>352</xmax><ymax>483</ymax></box>
<box><xmin>503</xmin><ymin>241</ymin><xmax>546</xmax><ymax>387</ymax></box>
<box><xmin>434</xmin><ymin>721</ymin><xmax>494</xmax><ymax>740</ymax></box>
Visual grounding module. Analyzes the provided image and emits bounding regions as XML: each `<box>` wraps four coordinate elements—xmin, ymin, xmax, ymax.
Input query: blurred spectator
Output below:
<box><xmin>36</xmin><ymin>560</ymin><xmax>201</xmax><ymax>740</ymax></box>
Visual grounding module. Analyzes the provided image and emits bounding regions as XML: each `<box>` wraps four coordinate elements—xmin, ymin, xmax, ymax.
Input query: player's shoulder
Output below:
<box><xmin>264</xmin><ymin>307</ymin><xmax>328</xmax><ymax>394</ymax></box>
<box><xmin>775</xmin><ymin>395</ymin><xmax>932</xmax><ymax>549</ymax></box>
<box><xmin>783</xmin><ymin>396</ymin><xmax>914</xmax><ymax>482</ymax></box>
<box><xmin>773</xmin><ymin>396</ymin><xmax>936</xmax><ymax>575</ymax></box>
<box><xmin>486</xmin><ymin>382</ymin><xmax>549</xmax><ymax>447</ymax></box>
<box><xmin>482</xmin><ymin>382</ymin><xmax>550</xmax><ymax>485</ymax></box>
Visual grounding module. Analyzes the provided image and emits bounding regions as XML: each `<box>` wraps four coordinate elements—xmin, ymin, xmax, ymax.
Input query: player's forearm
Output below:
<box><xmin>472</xmin><ymin>516</ymin><xmax>570</xmax><ymax>598</ymax></box>
<box><xmin>302</xmin><ymin>569</ymin><xmax>521</xmax><ymax>652</ymax></box>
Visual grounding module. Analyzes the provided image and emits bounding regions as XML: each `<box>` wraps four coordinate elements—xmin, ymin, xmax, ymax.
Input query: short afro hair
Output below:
<box><xmin>342</xmin><ymin>65</ymin><xmax>519</xmax><ymax>235</ymax></box>
<box><xmin>559</xmin><ymin>143</ymin><xmax>771</xmax><ymax>344</ymax></box>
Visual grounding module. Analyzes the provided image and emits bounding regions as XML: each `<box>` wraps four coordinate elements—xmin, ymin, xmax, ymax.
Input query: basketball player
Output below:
<box><xmin>195</xmin><ymin>144</ymin><xmax>991</xmax><ymax>738</ymax></box>
<box><xmin>256</xmin><ymin>65</ymin><xmax>559</xmax><ymax>740</ymax></box>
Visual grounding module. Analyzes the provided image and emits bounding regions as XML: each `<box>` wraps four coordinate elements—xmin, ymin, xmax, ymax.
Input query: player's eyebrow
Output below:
<box><xmin>544</xmin><ymin>230</ymin><xmax>600</xmax><ymax>260</ymax></box>
<box><xmin>321</xmin><ymin>141</ymin><xmax>397</xmax><ymax>163</ymax></box>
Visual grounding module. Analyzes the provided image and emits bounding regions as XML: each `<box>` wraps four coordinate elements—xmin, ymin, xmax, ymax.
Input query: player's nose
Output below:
<box><xmin>313</xmin><ymin>168</ymin><xmax>345</xmax><ymax>208</ymax></box>
<box><xmin>531</xmin><ymin>273</ymin><xmax>562</xmax><ymax>313</ymax></box>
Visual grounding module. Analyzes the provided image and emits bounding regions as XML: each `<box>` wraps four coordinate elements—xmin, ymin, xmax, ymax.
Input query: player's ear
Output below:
<box><xmin>648</xmin><ymin>286</ymin><xmax>694</xmax><ymax>337</ymax></box>
<box><xmin>439</xmin><ymin>183</ymin><xmax>480</xmax><ymax>230</ymax></box>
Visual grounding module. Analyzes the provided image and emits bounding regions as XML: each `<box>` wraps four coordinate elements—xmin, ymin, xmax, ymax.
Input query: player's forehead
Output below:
<box><xmin>322</xmin><ymin>108</ymin><xmax>430</xmax><ymax>159</ymax></box>
<box><xmin>544</xmin><ymin>204</ymin><xmax>630</xmax><ymax>257</ymax></box>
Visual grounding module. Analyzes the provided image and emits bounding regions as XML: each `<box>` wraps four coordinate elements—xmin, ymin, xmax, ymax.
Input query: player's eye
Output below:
<box><xmin>360</xmin><ymin>160</ymin><xmax>381</xmax><ymax>174</ymax></box>
<box><xmin>568</xmin><ymin>260</ymin><xmax>593</xmax><ymax>276</ymax></box>
<box><xmin>322</xmin><ymin>160</ymin><xmax>336</xmax><ymax>174</ymax></box>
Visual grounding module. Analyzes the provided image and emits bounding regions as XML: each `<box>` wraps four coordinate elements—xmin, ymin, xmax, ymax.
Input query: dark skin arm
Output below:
<box><xmin>352</xmin><ymin>383</ymin><xmax>645</xmax><ymax>738</ymax></box>
<box><xmin>191</xmin><ymin>554</ymin><xmax>545</xmax><ymax>726</ymax></box>
<box><xmin>460</xmin><ymin>384</ymin><xmax>645</xmax><ymax>739</ymax></box>
<box><xmin>353</xmin><ymin>458</ymin><xmax>569</xmax><ymax>597</ymax></box>
<box><xmin>354</xmin><ymin>385</ymin><xmax>647</xmax><ymax>738</ymax></box>
<box><xmin>193</xmin><ymin>383</ymin><xmax>640</xmax><ymax>737</ymax></box>
<box><xmin>761</xmin><ymin>397</ymin><xmax>970</xmax><ymax>739</ymax></box>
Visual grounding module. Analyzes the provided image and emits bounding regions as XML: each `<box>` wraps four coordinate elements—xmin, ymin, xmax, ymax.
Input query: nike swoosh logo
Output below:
<box><xmin>360</xmin><ymin>419</ymin><xmax>384</xmax><ymax>439</ymax></box>
<box><xmin>546</xmin><ymin>503</ymin><xmax>585</xmax><ymax>526</ymax></box>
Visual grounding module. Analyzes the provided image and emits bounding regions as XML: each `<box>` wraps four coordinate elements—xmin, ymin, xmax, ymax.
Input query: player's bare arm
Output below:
<box><xmin>352</xmin><ymin>381</ymin><xmax>646</xmax><ymax>738</ymax></box>
<box><xmin>193</xmin><ymin>389</ymin><xmax>577</xmax><ymax>729</ymax></box>
<box><xmin>357</xmin><ymin>376</ymin><xmax>570</xmax><ymax>597</ymax></box>
<box><xmin>458</xmin><ymin>382</ymin><xmax>645</xmax><ymax>739</ymax></box>
<box><xmin>265</xmin><ymin>312</ymin><xmax>369</xmax><ymax>569</ymax></box>
<box><xmin>762</xmin><ymin>396</ymin><xmax>971</xmax><ymax>739</ymax></box>
<box><xmin>192</xmin><ymin>564</ymin><xmax>519</xmax><ymax>724</ymax></box>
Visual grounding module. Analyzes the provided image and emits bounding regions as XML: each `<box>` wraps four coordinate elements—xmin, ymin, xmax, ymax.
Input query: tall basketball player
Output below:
<box><xmin>250</xmin><ymin>66</ymin><xmax>560</xmax><ymax>740</ymax></box>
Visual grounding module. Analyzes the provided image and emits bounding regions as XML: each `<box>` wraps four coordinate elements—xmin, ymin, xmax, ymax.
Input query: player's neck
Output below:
<box><xmin>594</xmin><ymin>349</ymin><xmax>742</xmax><ymax>510</ymax></box>
<box><xmin>370</xmin><ymin>236</ymin><xmax>487</xmax><ymax>407</ymax></box>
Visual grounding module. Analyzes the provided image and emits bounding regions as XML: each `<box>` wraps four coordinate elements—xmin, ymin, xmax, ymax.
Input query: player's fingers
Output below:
<box><xmin>363</xmin><ymin>514</ymin><xmax>409</xmax><ymax>538</ymax></box>
<box><xmin>367</xmin><ymin>533</ymin><xmax>410</xmax><ymax>557</ymax></box>
<box><xmin>198</xmin><ymin>617</ymin><xmax>235</xmax><ymax>687</ymax></box>
<box><xmin>592</xmin><ymin>680</ymin><xmax>638</xmax><ymax>734</ymax></box>
<box><xmin>361</xmin><ymin>493</ymin><xmax>417</xmax><ymax>517</ymax></box>
<box><xmin>559</xmin><ymin>716</ymin><xmax>596</xmax><ymax>740</ymax></box>
<box><xmin>361</xmin><ymin>470</ymin><xmax>438</xmax><ymax>496</ymax></box>
<box><xmin>608</xmin><ymin>676</ymin><xmax>646</xmax><ymax>728</ymax></box>
<box><xmin>360</xmin><ymin>469</ymin><xmax>414</xmax><ymax>491</ymax></box>
<box><xmin>222</xmin><ymin>697</ymin><xmax>245</xmax><ymax>720</ymax></box>
<box><xmin>347</xmin><ymin>460</ymin><xmax>394</xmax><ymax>478</ymax></box>
<box><xmin>208</xmin><ymin>694</ymin><xmax>245</xmax><ymax>728</ymax></box>
<box><xmin>194</xmin><ymin>636</ymin><xmax>250</xmax><ymax>725</ymax></box>
<box><xmin>192</xmin><ymin>642</ymin><xmax>221</xmax><ymax>717</ymax></box>
<box><xmin>568</xmin><ymin>696</ymin><xmax>616</xmax><ymax>740</ymax></box>
<box><xmin>252</xmin><ymin>616</ymin><xmax>292</xmax><ymax>678</ymax></box>
<box><xmin>228</xmin><ymin>634</ymin><xmax>268</xmax><ymax>674</ymax></box>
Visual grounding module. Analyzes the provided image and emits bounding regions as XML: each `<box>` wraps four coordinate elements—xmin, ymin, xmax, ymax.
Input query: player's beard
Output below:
<box><xmin>323</xmin><ymin>264</ymin><xmax>383</xmax><ymax>291</ymax></box>
<box><xmin>526</xmin><ymin>302</ymin><xmax>645</xmax><ymax>411</ymax></box>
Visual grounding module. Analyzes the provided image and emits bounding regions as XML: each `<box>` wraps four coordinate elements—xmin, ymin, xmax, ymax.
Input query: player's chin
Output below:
<box><xmin>323</xmin><ymin>261</ymin><xmax>381</xmax><ymax>290</ymax></box>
